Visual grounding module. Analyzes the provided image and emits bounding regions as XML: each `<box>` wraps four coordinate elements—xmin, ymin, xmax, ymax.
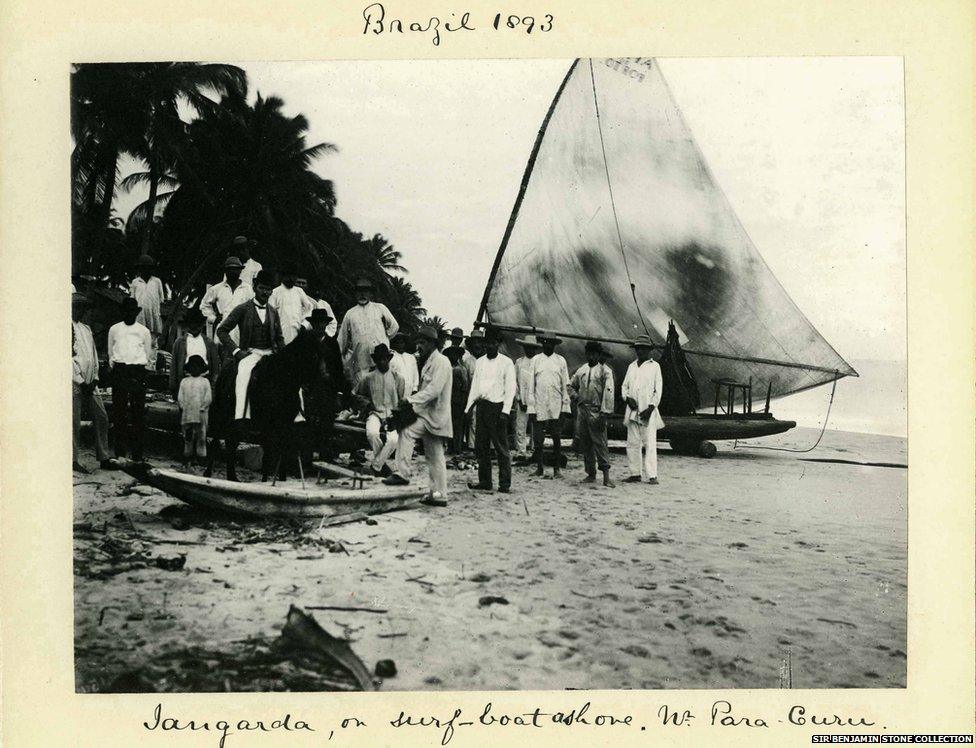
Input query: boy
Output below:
<box><xmin>107</xmin><ymin>297</ymin><xmax>153</xmax><ymax>460</ymax></box>
<box><xmin>354</xmin><ymin>343</ymin><xmax>405</xmax><ymax>476</ymax></box>
<box><xmin>169</xmin><ymin>307</ymin><xmax>219</xmax><ymax>397</ymax></box>
<box><xmin>444</xmin><ymin>346</ymin><xmax>470</xmax><ymax>456</ymax></box>
<box><xmin>177</xmin><ymin>354</ymin><xmax>212</xmax><ymax>467</ymax></box>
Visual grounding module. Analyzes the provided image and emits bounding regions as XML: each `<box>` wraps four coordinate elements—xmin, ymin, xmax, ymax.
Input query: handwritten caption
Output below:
<box><xmin>361</xmin><ymin>3</ymin><xmax>554</xmax><ymax>46</ymax></box>
<box><xmin>144</xmin><ymin>699</ymin><xmax>879</xmax><ymax>747</ymax></box>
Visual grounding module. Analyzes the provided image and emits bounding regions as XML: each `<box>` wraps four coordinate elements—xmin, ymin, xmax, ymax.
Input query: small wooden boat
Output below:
<box><xmin>119</xmin><ymin>461</ymin><xmax>426</xmax><ymax>519</ymax></box>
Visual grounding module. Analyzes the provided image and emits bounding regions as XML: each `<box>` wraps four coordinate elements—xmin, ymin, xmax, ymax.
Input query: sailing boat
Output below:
<box><xmin>476</xmin><ymin>58</ymin><xmax>857</xmax><ymax>455</ymax></box>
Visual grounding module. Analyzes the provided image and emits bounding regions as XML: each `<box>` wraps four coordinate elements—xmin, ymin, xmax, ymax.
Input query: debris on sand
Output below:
<box><xmin>375</xmin><ymin>659</ymin><xmax>397</xmax><ymax>677</ymax></box>
<box><xmin>478</xmin><ymin>596</ymin><xmax>509</xmax><ymax>608</ymax></box>
<box><xmin>280</xmin><ymin>606</ymin><xmax>376</xmax><ymax>691</ymax></box>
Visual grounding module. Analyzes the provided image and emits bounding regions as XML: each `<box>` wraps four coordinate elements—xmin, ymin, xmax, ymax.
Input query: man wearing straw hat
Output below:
<box><xmin>383</xmin><ymin>325</ymin><xmax>451</xmax><ymax>506</ymax></box>
<box><xmin>337</xmin><ymin>277</ymin><xmax>400</xmax><ymax>386</ymax></box>
<box><xmin>570</xmin><ymin>340</ymin><xmax>616</xmax><ymax>487</ymax></box>
<box><xmin>512</xmin><ymin>333</ymin><xmax>541</xmax><ymax>459</ymax></box>
<box><xmin>527</xmin><ymin>330</ymin><xmax>572</xmax><ymax>478</ymax></box>
<box><xmin>621</xmin><ymin>334</ymin><xmax>665</xmax><ymax>484</ymax></box>
<box><xmin>71</xmin><ymin>292</ymin><xmax>112</xmax><ymax>472</ymax></box>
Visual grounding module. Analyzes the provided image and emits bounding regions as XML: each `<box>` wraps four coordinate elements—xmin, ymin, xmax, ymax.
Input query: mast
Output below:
<box><xmin>476</xmin><ymin>59</ymin><xmax>580</xmax><ymax>325</ymax></box>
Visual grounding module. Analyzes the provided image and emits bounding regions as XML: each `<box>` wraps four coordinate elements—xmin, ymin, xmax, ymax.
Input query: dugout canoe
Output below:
<box><xmin>119</xmin><ymin>461</ymin><xmax>426</xmax><ymax>519</ymax></box>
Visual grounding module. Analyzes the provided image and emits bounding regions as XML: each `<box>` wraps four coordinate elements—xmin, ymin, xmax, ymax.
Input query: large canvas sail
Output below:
<box><xmin>479</xmin><ymin>58</ymin><xmax>856</xmax><ymax>407</ymax></box>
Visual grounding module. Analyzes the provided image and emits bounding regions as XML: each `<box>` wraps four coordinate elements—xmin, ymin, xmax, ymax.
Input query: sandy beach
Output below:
<box><xmin>74</xmin><ymin>426</ymin><xmax>906</xmax><ymax>692</ymax></box>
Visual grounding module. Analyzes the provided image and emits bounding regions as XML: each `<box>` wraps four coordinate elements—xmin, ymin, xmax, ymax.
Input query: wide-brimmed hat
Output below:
<box><xmin>632</xmin><ymin>334</ymin><xmax>654</xmax><ymax>349</ymax></box>
<box><xmin>450</xmin><ymin>327</ymin><xmax>464</xmax><ymax>338</ymax></box>
<box><xmin>306</xmin><ymin>308</ymin><xmax>333</xmax><ymax>325</ymax></box>
<box><xmin>184</xmin><ymin>354</ymin><xmax>208</xmax><ymax>375</ymax></box>
<box><xmin>516</xmin><ymin>334</ymin><xmax>540</xmax><ymax>348</ymax></box>
<box><xmin>415</xmin><ymin>325</ymin><xmax>438</xmax><ymax>342</ymax></box>
<box><xmin>354</xmin><ymin>277</ymin><xmax>374</xmax><ymax>291</ymax></box>
<box><xmin>71</xmin><ymin>292</ymin><xmax>91</xmax><ymax>306</ymax></box>
<box><xmin>467</xmin><ymin>329</ymin><xmax>485</xmax><ymax>341</ymax></box>
<box><xmin>538</xmin><ymin>330</ymin><xmax>563</xmax><ymax>345</ymax></box>
<box><xmin>183</xmin><ymin>307</ymin><xmax>206</xmax><ymax>324</ymax></box>
<box><xmin>134</xmin><ymin>254</ymin><xmax>156</xmax><ymax>268</ymax></box>
<box><xmin>371</xmin><ymin>343</ymin><xmax>393</xmax><ymax>362</ymax></box>
<box><xmin>120</xmin><ymin>297</ymin><xmax>141</xmax><ymax>314</ymax></box>
<box><xmin>584</xmin><ymin>340</ymin><xmax>604</xmax><ymax>354</ymax></box>
<box><xmin>224</xmin><ymin>255</ymin><xmax>244</xmax><ymax>269</ymax></box>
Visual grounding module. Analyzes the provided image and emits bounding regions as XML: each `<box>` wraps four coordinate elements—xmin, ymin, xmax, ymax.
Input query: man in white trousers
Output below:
<box><xmin>620</xmin><ymin>334</ymin><xmax>665</xmax><ymax>484</ymax></box>
<box><xmin>383</xmin><ymin>325</ymin><xmax>452</xmax><ymax>507</ymax></box>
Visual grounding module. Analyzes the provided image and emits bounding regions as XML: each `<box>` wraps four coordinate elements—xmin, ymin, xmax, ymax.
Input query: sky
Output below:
<box><xmin>112</xmin><ymin>57</ymin><xmax>906</xmax><ymax>433</ymax></box>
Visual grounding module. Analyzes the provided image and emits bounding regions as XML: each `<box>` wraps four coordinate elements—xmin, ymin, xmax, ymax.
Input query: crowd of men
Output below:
<box><xmin>72</xmin><ymin>237</ymin><xmax>666</xmax><ymax>505</ymax></box>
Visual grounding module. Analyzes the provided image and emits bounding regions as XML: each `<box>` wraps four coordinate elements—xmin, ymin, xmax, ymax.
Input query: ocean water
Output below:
<box><xmin>772</xmin><ymin>359</ymin><xmax>907</xmax><ymax>437</ymax></box>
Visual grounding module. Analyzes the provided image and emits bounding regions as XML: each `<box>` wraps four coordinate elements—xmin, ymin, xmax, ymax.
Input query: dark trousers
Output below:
<box><xmin>534</xmin><ymin>416</ymin><xmax>563</xmax><ymax>467</ymax></box>
<box><xmin>475</xmin><ymin>400</ymin><xmax>511</xmax><ymax>489</ymax></box>
<box><xmin>450</xmin><ymin>401</ymin><xmax>466</xmax><ymax>454</ymax></box>
<box><xmin>577</xmin><ymin>407</ymin><xmax>611</xmax><ymax>475</ymax></box>
<box><xmin>111</xmin><ymin>364</ymin><xmax>147</xmax><ymax>459</ymax></box>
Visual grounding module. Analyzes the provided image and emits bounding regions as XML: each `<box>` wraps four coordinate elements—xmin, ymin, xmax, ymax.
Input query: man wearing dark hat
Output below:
<box><xmin>621</xmin><ymin>334</ymin><xmax>665</xmax><ymax>484</ymax></box>
<box><xmin>570</xmin><ymin>341</ymin><xmax>616</xmax><ymax>487</ymax></box>
<box><xmin>513</xmin><ymin>334</ymin><xmax>541</xmax><ymax>459</ymax></box>
<box><xmin>337</xmin><ymin>277</ymin><xmax>399</xmax><ymax>386</ymax></box>
<box><xmin>107</xmin><ymin>296</ymin><xmax>154</xmax><ymax>460</ymax></box>
<box><xmin>72</xmin><ymin>292</ymin><xmax>112</xmax><ymax>472</ymax></box>
<box><xmin>170</xmin><ymin>307</ymin><xmax>219</xmax><ymax>397</ymax></box>
<box><xmin>129</xmin><ymin>253</ymin><xmax>165</xmax><ymax>368</ymax></box>
<box><xmin>383</xmin><ymin>325</ymin><xmax>452</xmax><ymax>506</ymax></box>
<box><xmin>354</xmin><ymin>343</ymin><xmax>406</xmax><ymax>476</ymax></box>
<box><xmin>201</xmin><ymin>255</ymin><xmax>254</xmax><ymax>347</ymax></box>
<box><xmin>304</xmin><ymin>307</ymin><xmax>349</xmax><ymax>462</ymax></box>
<box><xmin>527</xmin><ymin>331</ymin><xmax>572</xmax><ymax>478</ymax></box>
<box><xmin>464</xmin><ymin>328</ymin><xmax>517</xmax><ymax>493</ymax></box>
<box><xmin>216</xmin><ymin>269</ymin><xmax>286</xmax><ymax>420</ymax></box>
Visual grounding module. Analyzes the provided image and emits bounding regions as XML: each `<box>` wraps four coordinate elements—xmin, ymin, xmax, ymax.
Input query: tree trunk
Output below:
<box><xmin>140</xmin><ymin>160</ymin><xmax>159</xmax><ymax>254</ymax></box>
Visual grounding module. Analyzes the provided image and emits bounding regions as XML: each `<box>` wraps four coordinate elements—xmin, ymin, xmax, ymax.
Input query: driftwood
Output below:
<box><xmin>306</xmin><ymin>605</ymin><xmax>388</xmax><ymax>615</ymax></box>
<box><xmin>280</xmin><ymin>606</ymin><xmax>376</xmax><ymax>691</ymax></box>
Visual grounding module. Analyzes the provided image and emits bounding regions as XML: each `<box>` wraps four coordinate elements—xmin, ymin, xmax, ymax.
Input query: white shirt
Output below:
<box><xmin>72</xmin><ymin>321</ymin><xmax>99</xmax><ymax>384</ymax></box>
<box><xmin>314</xmin><ymin>298</ymin><xmax>339</xmax><ymax>338</ymax></box>
<box><xmin>108</xmin><ymin>321</ymin><xmax>152</xmax><ymax>366</ymax></box>
<box><xmin>240</xmin><ymin>258</ymin><xmax>262</xmax><ymax>288</ymax></box>
<box><xmin>129</xmin><ymin>276</ymin><xmax>165</xmax><ymax>334</ymax></box>
<box><xmin>465</xmin><ymin>353</ymin><xmax>517</xmax><ymax>414</ymax></box>
<box><xmin>390</xmin><ymin>350</ymin><xmax>419</xmax><ymax>394</ymax></box>
<box><xmin>184</xmin><ymin>333</ymin><xmax>207</xmax><ymax>362</ymax></box>
<box><xmin>514</xmin><ymin>355</ymin><xmax>535</xmax><ymax>407</ymax></box>
<box><xmin>527</xmin><ymin>352</ymin><xmax>571</xmax><ymax>421</ymax></box>
<box><xmin>621</xmin><ymin>359</ymin><xmax>666</xmax><ymax>430</ymax></box>
<box><xmin>407</xmin><ymin>350</ymin><xmax>453</xmax><ymax>437</ymax></box>
<box><xmin>269</xmin><ymin>284</ymin><xmax>316</xmax><ymax>344</ymax></box>
<box><xmin>201</xmin><ymin>280</ymin><xmax>254</xmax><ymax>344</ymax></box>
<box><xmin>337</xmin><ymin>301</ymin><xmax>400</xmax><ymax>380</ymax></box>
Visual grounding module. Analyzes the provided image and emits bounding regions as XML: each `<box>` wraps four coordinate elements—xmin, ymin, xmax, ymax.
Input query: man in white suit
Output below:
<box><xmin>620</xmin><ymin>334</ymin><xmax>665</xmax><ymax>484</ymax></box>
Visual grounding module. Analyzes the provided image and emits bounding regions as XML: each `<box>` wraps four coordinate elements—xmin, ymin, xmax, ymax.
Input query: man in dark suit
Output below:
<box><xmin>216</xmin><ymin>270</ymin><xmax>285</xmax><ymax>419</ymax></box>
<box><xmin>169</xmin><ymin>307</ymin><xmax>220</xmax><ymax>397</ymax></box>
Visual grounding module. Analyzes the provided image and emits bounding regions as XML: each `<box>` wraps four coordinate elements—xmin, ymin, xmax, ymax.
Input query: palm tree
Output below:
<box><xmin>365</xmin><ymin>233</ymin><xmax>406</xmax><ymax>275</ymax></box>
<box><xmin>421</xmin><ymin>315</ymin><xmax>447</xmax><ymax>335</ymax></box>
<box><xmin>154</xmin><ymin>87</ymin><xmax>339</xmax><ymax>301</ymax></box>
<box><xmin>383</xmin><ymin>276</ymin><xmax>427</xmax><ymax>332</ymax></box>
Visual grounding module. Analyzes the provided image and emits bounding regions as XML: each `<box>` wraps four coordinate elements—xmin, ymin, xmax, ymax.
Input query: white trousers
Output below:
<box><xmin>626</xmin><ymin>420</ymin><xmax>658</xmax><ymax>479</ymax></box>
<box><xmin>365</xmin><ymin>413</ymin><xmax>398</xmax><ymax>471</ymax></box>
<box><xmin>514</xmin><ymin>403</ymin><xmax>531</xmax><ymax>455</ymax></box>
<box><xmin>234</xmin><ymin>349</ymin><xmax>273</xmax><ymax>420</ymax></box>
<box><xmin>394</xmin><ymin>419</ymin><xmax>448</xmax><ymax>497</ymax></box>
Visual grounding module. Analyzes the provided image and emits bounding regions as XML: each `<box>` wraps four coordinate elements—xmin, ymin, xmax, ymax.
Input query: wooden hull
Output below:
<box><xmin>607</xmin><ymin>413</ymin><xmax>796</xmax><ymax>442</ymax></box>
<box><xmin>124</xmin><ymin>463</ymin><xmax>426</xmax><ymax>519</ymax></box>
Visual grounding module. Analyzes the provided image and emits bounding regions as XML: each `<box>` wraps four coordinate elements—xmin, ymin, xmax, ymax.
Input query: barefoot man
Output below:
<box><xmin>383</xmin><ymin>325</ymin><xmax>452</xmax><ymax>507</ymax></box>
<box><xmin>621</xmin><ymin>334</ymin><xmax>665</xmax><ymax>484</ymax></box>
<box><xmin>570</xmin><ymin>340</ymin><xmax>616</xmax><ymax>487</ymax></box>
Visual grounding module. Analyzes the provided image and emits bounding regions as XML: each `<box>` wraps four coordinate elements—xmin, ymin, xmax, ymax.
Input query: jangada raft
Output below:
<box><xmin>476</xmin><ymin>58</ymin><xmax>857</xmax><ymax>455</ymax></box>
<box><xmin>118</xmin><ymin>460</ymin><xmax>426</xmax><ymax>519</ymax></box>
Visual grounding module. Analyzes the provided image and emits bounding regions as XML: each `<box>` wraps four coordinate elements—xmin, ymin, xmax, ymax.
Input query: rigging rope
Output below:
<box><xmin>588</xmin><ymin>59</ymin><xmax>651</xmax><ymax>338</ymax></box>
<box><xmin>733</xmin><ymin>375</ymin><xmax>839</xmax><ymax>454</ymax></box>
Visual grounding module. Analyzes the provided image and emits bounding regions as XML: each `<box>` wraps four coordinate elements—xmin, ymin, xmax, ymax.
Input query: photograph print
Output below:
<box><xmin>71</xmin><ymin>56</ymin><xmax>907</xmax><ymax>693</ymax></box>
